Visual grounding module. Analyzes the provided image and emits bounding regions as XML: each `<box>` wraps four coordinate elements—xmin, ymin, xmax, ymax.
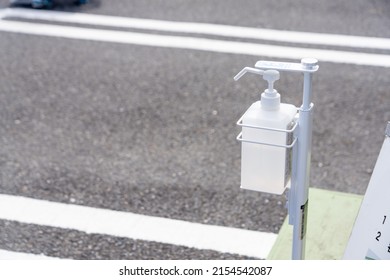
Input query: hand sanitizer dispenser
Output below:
<box><xmin>235</xmin><ymin>59</ymin><xmax>319</xmax><ymax>260</ymax></box>
<box><xmin>235</xmin><ymin>68</ymin><xmax>297</xmax><ymax>195</ymax></box>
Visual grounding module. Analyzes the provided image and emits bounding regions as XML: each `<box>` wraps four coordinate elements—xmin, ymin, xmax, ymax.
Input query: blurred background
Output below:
<box><xmin>0</xmin><ymin>0</ymin><xmax>389</xmax><ymax>259</ymax></box>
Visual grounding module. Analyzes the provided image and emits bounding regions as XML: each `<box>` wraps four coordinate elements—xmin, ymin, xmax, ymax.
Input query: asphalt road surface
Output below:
<box><xmin>0</xmin><ymin>0</ymin><xmax>389</xmax><ymax>259</ymax></box>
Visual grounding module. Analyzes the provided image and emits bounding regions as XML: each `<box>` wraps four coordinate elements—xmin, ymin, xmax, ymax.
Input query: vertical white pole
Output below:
<box><xmin>291</xmin><ymin>58</ymin><xmax>318</xmax><ymax>259</ymax></box>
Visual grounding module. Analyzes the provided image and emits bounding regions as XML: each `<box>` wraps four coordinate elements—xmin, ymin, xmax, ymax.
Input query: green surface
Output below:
<box><xmin>267</xmin><ymin>188</ymin><xmax>363</xmax><ymax>260</ymax></box>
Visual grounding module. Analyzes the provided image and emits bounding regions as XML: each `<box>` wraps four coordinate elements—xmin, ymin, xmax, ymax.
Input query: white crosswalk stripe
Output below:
<box><xmin>0</xmin><ymin>194</ymin><xmax>277</xmax><ymax>259</ymax></box>
<box><xmin>2</xmin><ymin>8</ymin><xmax>390</xmax><ymax>50</ymax></box>
<box><xmin>0</xmin><ymin>8</ymin><xmax>389</xmax><ymax>67</ymax></box>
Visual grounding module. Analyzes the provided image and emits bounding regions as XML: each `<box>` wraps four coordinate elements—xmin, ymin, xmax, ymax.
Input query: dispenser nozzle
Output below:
<box><xmin>234</xmin><ymin>67</ymin><xmax>264</xmax><ymax>81</ymax></box>
<box><xmin>234</xmin><ymin>67</ymin><xmax>280</xmax><ymax>93</ymax></box>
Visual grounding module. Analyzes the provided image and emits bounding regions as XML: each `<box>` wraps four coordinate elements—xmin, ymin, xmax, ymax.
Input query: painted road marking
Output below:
<box><xmin>2</xmin><ymin>8</ymin><xmax>390</xmax><ymax>50</ymax></box>
<box><xmin>0</xmin><ymin>194</ymin><xmax>277</xmax><ymax>259</ymax></box>
<box><xmin>0</xmin><ymin>249</ymin><xmax>61</xmax><ymax>260</ymax></box>
<box><xmin>0</xmin><ymin>20</ymin><xmax>389</xmax><ymax>67</ymax></box>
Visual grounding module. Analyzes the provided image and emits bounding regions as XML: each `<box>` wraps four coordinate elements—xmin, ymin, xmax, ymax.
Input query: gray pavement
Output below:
<box><xmin>0</xmin><ymin>0</ymin><xmax>389</xmax><ymax>259</ymax></box>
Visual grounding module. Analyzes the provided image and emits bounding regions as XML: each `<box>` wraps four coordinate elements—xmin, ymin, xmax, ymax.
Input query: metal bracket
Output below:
<box><xmin>236</xmin><ymin>116</ymin><xmax>298</xmax><ymax>149</ymax></box>
<box><xmin>255</xmin><ymin>60</ymin><xmax>319</xmax><ymax>73</ymax></box>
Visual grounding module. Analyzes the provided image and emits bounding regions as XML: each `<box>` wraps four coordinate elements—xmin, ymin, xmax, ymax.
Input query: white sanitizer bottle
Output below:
<box><xmin>236</xmin><ymin>69</ymin><xmax>297</xmax><ymax>195</ymax></box>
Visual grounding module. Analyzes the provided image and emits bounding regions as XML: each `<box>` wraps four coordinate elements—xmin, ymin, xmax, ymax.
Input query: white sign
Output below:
<box><xmin>344</xmin><ymin>124</ymin><xmax>390</xmax><ymax>259</ymax></box>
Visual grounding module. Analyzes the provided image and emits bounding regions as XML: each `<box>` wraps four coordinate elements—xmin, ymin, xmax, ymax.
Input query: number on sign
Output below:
<box><xmin>383</xmin><ymin>215</ymin><xmax>387</xmax><ymax>225</ymax></box>
<box><xmin>376</xmin><ymin>231</ymin><xmax>381</xmax><ymax>241</ymax></box>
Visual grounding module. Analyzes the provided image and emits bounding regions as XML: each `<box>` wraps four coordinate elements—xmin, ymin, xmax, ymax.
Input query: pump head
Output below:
<box><xmin>234</xmin><ymin>67</ymin><xmax>281</xmax><ymax>110</ymax></box>
<box><xmin>234</xmin><ymin>67</ymin><xmax>280</xmax><ymax>93</ymax></box>
<box><xmin>262</xmin><ymin>70</ymin><xmax>279</xmax><ymax>92</ymax></box>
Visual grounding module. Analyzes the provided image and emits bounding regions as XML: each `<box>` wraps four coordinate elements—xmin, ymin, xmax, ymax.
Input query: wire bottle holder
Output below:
<box><xmin>236</xmin><ymin>114</ymin><xmax>299</xmax><ymax>149</ymax></box>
